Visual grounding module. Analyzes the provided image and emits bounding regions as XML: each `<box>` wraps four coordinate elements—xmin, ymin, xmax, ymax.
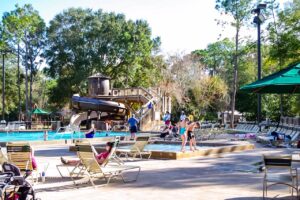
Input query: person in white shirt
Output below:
<box><xmin>163</xmin><ymin>111</ymin><xmax>171</xmax><ymax>126</ymax></box>
<box><xmin>180</xmin><ymin>111</ymin><xmax>186</xmax><ymax>121</ymax></box>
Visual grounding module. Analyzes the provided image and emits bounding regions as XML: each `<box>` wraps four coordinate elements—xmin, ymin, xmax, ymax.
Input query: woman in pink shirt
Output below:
<box><xmin>61</xmin><ymin>142</ymin><xmax>114</xmax><ymax>165</ymax></box>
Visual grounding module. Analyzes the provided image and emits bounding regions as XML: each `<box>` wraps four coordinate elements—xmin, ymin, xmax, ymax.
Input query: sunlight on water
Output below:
<box><xmin>0</xmin><ymin>131</ymin><xmax>129</xmax><ymax>142</ymax></box>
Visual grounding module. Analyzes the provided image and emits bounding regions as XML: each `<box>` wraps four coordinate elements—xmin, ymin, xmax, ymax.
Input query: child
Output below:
<box><xmin>178</xmin><ymin>118</ymin><xmax>189</xmax><ymax>152</ymax></box>
<box><xmin>187</xmin><ymin>122</ymin><xmax>201</xmax><ymax>151</ymax></box>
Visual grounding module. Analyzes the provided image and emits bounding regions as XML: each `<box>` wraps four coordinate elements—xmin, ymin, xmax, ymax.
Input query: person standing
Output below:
<box><xmin>163</xmin><ymin>111</ymin><xmax>171</xmax><ymax>126</ymax></box>
<box><xmin>180</xmin><ymin>111</ymin><xmax>186</xmax><ymax>121</ymax></box>
<box><xmin>178</xmin><ymin>118</ymin><xmax>189</xmax><ymax>152</ymax></box>
<box><xmin>187</xmin><ymin>121</ymin><xmax>201</xmax><ymax>151</ymax></box>
<box><xmin>85</xmin><ymin>123</ymin><xmax>96</xmax><ymax>138</ymax></box>
<box><xmin>128</xmin><ymin>114</ymin><xmax>139</xmax><ymax>140</ymax></box>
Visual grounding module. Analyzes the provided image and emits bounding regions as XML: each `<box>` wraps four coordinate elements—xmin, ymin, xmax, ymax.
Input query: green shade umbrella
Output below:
<box><xmin>32</xmin><ymin>108</ymin><xmax>50</xmax><ymax>115</ymax></box>
<box><xmin>240</xmin><ymin>62</ymin><xmax>300</xmax><ymax>94</ymax></box>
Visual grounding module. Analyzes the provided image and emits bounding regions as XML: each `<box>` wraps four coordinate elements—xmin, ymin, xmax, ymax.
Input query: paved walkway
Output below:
<box><xmin>31</xmin><ymin>142</ymin><xmax>300</xmax><ymax>200</ymax></box>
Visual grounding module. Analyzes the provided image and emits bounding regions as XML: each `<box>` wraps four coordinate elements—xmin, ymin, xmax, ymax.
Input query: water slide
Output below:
<box><xmin>70</xmin><ymin>112</ymin><xmax>99</xmax><ymax>126</ymax></box>
<box><xmin>72</xmin><ymin>96</ymin><xmax>126</xmax><ymax>114</ymax></box>
<box><xmin>70</xmin><ymin>95</ymin><xmax>127</xmax><ymax>127</ymax></box>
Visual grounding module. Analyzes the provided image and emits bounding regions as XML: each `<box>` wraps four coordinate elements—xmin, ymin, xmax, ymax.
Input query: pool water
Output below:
<box><xmin>120</xmin><ymin>144</ymin><xmax>209</xmax><ymax>152</ymax></box>
<box><xmin>0</xmin><ymin>131</ymin><xmax>129</xmax><ymax>142</ymax></box>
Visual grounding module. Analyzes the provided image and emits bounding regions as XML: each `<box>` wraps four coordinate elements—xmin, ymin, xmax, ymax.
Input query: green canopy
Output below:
<box><xmin>32</xmin><ymin>108</ymin><xmax>50</xmax><ymax>115</ymax></box>
<box><xmin>240</xmin><ymin>62</ymin><xmax>300</xmax><ymax>94</ymax></box>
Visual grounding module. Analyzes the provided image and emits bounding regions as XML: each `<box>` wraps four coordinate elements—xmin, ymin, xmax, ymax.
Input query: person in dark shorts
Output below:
<box><xmin>187</xmin><ymin>122</ymin><xmax>201</xmax><ymax>151</ymax></box>
<box><xmin>85</xmin><ymin>124</ymin><xmax>96</xmax><ymax>138</ymax></box>
<box><xmin>128</xmin><ymin>114</ymin><xmax>139</xmax><ymax>140</ymax></box>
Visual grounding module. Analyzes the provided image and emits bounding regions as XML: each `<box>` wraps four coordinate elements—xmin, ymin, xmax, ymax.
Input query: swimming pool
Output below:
<box><xmin>0</xmin><ymin>131</ymin><xmax>129</xmax><ymax>142</ymax></box>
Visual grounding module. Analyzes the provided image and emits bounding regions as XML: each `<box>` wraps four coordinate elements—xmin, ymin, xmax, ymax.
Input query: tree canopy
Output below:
<box><xmin>45</xmin><ymin>8</ymin><xmax>161</xmax><ymax>106</ymax></box>
<box><xmin>0</xmin><ymin>1</ymin><xmax>299</xmax><ymax>122</ymax></box>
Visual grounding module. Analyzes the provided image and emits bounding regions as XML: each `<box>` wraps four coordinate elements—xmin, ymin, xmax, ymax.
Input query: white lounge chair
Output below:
<box><xmin>117</xmin><ymin>136</ymin><xmax>152</xmax><ymax>159</ymax></box>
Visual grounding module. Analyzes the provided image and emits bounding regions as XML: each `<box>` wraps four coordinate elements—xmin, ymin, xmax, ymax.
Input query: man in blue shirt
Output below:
<box><xmin>128</xmin><ymin>114</ymin><xmax>139</xmax><ymax>140</ymax></box>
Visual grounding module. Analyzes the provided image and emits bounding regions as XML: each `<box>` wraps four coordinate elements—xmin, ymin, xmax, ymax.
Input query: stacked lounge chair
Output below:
<box><xmin>257</xmin><ymin>126</ymin><xmax>300</xmax><ymax>147</ymax></box>
<box><xmin>226</xmin><ymin>123</ymin><xmax>260</xmax><ymax>134</ymax></box>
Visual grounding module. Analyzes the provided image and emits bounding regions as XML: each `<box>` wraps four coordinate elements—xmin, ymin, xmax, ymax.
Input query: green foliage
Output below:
<box><xmin>215</xmin><ymin>0</ymin><xmax>256</xmax><ymax>126</ymax></box>
<box><xmin>267</xmin><ymin>0</ymin><xmax>300</xmax><ymax>65</ymax></box>
<box><xmin>162</xmin><ymin>53</ymin><xmax>229</xmax><ymax>121</ymax></box>
<box><xmin>190</xmin><ymin>76</ymin><xmax>228</xmax><ymax>110</ymax></box>
<box><xmin>215</xmin><ymin>0</ymin><xmax>254</xmax><ymax>27</ymax></box>
<box><xmin>0</xmin><ymin>2</ymin><xmax>299</xmax><ymax>122</ymax></box>
<box><xmin>45</xmin><ymin>8</ymin><xmax>161</xmax><ymax>106</ymax></box>
<box><xmin>2</xmin><ymin>4</ymin><xmax>46</xmax><ymax>57</ymax></box>
<box><xmin>0</xmin><ymin>55</ymin><xmax>25</xmax><ymax>120</ymax></box>
<box><xmin>1</xmin><ymin>4</ymin><xmax>46</xmax><ymax>119</ymax></box>
<box><xmin>193</xmin><ymin>38</ymin><xmax>234</xmax><ymax>75</ymax></box>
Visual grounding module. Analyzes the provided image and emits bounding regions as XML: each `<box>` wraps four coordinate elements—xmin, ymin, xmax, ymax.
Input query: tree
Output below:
<box><xmin>215</xmin><ymin>0</ymin><xmax>255</xmax><ymax>127</ymax></box>
<box><xmin>2</xmin><ymin>4</ymin><xmax>46</xmax><ymax>120</ymax></box>
<box><xmin>45</xmin><ymin>8</ymin><xmax>160</xmax><ymax>106</ymax></box>
<box><xmin>267</xmin><ymin>0</ymin><xmax>300</xmax><ymax>65</ymax></box>
<box><xmin>0</xmin><ymin>54</ymin><xmax>26</xmax><ymax>120</ymax></box>
<box><xmin>160</xmin><ymin>53</ymin><xmax>228</xmax><ymax>121</ymax></box>
<box><xmin>193</xmin><ymin>38</ymin><xmax>234</xmax><ymax>76</ymax></box>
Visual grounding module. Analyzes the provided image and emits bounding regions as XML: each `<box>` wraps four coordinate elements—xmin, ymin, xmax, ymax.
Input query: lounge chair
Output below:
<box><xmin>257</xmin><ymin>127</ymin><xmax>300</xmax><ymax>147</ymax></box>
<box><xmin>57</xmin><ymin>137</ymin><xmax>123</xmax><ymax>178</ymax></box>
<box><xmin>263</xmin><ymin>154</ymin><xmax>298</xmax><ymax>199</ymax></box>
<box><xmin>226</xmin><ymin>123</ymin><xmax>260</xmax><ymax>134</ymax></box>
<box><xmin>73</xmin><ymin>140</ymin><xmax>141</xmax><ymax>186</ymax></box>
<box><xmin>6</xmin><ymin>142</ymin><xmax>39</xmax><ymax>182</ymax></box>
<box><xmin>0</xmin><ymin>147</ymin><xmax>8</xmax><ymax>172</ymax></box>
<box><xmin>117</xmin><ymin>136</ymin><xmax>152</xmax><ymax>159</ymax></box>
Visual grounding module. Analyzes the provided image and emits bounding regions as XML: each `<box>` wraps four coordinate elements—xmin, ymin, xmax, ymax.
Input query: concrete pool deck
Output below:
<box><xmin>5</xmin><ymin>140</ymin><xmax>300</xmax><ymax>200</ymax></box>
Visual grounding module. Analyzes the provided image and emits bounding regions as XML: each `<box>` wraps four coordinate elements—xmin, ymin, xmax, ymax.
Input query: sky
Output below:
<box><xmin>0</xmin><ymin>0</ymin><xmax>288</xmax><ymax>54</ymax></box>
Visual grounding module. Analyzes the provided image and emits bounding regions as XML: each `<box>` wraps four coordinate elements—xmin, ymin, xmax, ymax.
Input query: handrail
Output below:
<box><xmin>111</xmin><ymin>87</ymin><xmax>157</xmax><ymax>100</ymax></box>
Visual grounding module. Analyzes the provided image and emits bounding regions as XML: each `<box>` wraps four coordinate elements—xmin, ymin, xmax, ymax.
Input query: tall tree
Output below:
<box><xmin>45</xmin><ymin>8</ymin><xmax>160</xmax><ymax>107</ymax></box>
<box><xmin>193</xmin><ymin>38</ymin><xmax>234</xmax><ymax>76</ymax></box>
<box><xmin>215</xmin><ymin>0</ymin><xmax>254</xmax><ymax>127</ymax></box>
<box><xmin>266</xmin><ymin>0</ymin><xmax>300</xmax><ymax>116</ymax></box>
<box><xmin>2</xmin><ymin>4</ymin><xmax>46</xmax><ymax>120</ymax></box>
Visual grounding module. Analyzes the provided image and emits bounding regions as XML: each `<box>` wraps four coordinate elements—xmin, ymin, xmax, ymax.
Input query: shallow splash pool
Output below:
<box><xmin>133</xmin><ymin>144</ymin><xmax>208</xmax><ymax>152</ymax></box>
<box><xmin>115</xmin><ymin>142</ymin><xmax>255</xmax><ymax>160</ymax></box>
<box><xmin>0</xmin><ymin>131</ymin><xmax>129</xmax><ymax>142</ymax></box>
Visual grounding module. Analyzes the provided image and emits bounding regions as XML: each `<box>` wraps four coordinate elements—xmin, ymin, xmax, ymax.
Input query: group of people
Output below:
<box><xmin>83</xmin><ymin>110</ymin><xmax>200</xmax><ymax>153</ymax></box>
<box><xmin>162</xmin><ymin>111</ymin><xmax>201</xmax><ymax>152</ymax></box>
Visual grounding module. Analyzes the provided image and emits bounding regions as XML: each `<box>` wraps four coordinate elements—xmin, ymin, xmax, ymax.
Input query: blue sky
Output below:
<box><xmin>0</xmin><ymin>0</ymin><xmax>288</xmax><ymax>54</ymax></box>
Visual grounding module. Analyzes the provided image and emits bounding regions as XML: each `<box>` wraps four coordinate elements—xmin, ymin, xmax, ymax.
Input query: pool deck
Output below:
<box><xmin>17</xmin><ymin>140</ymin><xmax>300</xmax><ymax>200</ymax></box>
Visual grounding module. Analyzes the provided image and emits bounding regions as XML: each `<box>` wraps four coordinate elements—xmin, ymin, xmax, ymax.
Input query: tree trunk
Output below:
<box><xmin>17</xmin><ymin>44</ymin><xmax>21</xmax><ymax>121</ymax></box>
<box><xmin>230</xmin><ymin>27</ymin><xmax>239</xmax><ymax>128</ymax></box>
<box><xmin>29</xmin><ymin>58</ymin><xmax>33</xmax><ymax>122</ymax></box>
<box><xmin>25</xmin><ymin>38</ymin><xmax>29</xmax><ymax>123</ymax></box>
